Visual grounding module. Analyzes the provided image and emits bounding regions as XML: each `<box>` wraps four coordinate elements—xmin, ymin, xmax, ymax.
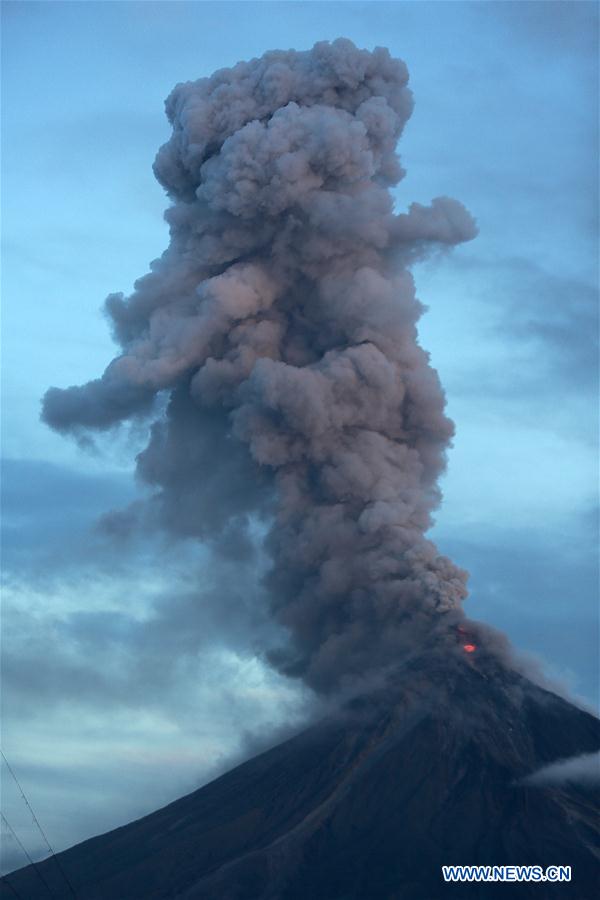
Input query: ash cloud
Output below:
<box><xmin>42</xmin><ymin>39</ymin><xmax>477</xmax><ymax>692</ymax></box>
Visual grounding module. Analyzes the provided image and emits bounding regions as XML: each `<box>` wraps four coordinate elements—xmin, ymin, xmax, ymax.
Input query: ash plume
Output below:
<box><xmin>42</xmin><ymin>39</ymin><xmax>477</xmax><ymax>692</ymax></box>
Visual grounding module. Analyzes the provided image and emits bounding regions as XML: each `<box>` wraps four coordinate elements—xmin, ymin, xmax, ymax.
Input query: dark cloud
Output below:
<box><xmin>2</xmin><ymin>535</ymin><xmax>278</xmax><ymax>721</ymax></box>
<box><xmin>489</xmin><ymin>258</ymin><xmax>598</xmax><ymax>392</ymax></box>
<box><xmin>1</xmin><ymin>459</ymin><xmax>282</xmax><ymax>717</ymax></box>
<box><xmin>0</xmin><ymin>459</ymin><xmax>143</xmax><ymax>579</ymax></box>
<box><xmin>1</xmin><ymin>459</ymin><xmax>133</xmax><ymax>573</ymax></box>
<box><xmin>419</xmin><ymin>253</ymin><xmax>598</xmax><ymax>427</ymax></box>
<box><xmin>479</xmin><ymin>1</ymin><xmax>599</xmax><ymax>62</ymax></box>
<box><xmin>41</xmin><ymin>39</ymin><xmax>477</xmax><ymax>693</ymax></box>
<box><xmin>1</xmin><ymin>459</ymin><xmax>134</xmax><ymax>525</ymax></box>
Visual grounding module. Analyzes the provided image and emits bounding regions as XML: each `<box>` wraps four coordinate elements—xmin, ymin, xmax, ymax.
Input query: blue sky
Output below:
<box><xmin>1</xmin><ymin>0</ymin><xmax>598</xmax><ymax>872</ymax></box>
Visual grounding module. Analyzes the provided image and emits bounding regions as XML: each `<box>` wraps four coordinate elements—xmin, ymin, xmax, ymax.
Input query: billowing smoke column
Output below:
<box><xmin>43</xmin><ymin>39</ymin><xmax>477</xmax><ymax>692</ymax></box>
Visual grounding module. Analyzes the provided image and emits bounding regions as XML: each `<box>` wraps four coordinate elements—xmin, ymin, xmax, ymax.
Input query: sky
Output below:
<box><xmin>1</xmin><ymin>0</ymin><xmax>598</xmax><ymax>875</ymax></box>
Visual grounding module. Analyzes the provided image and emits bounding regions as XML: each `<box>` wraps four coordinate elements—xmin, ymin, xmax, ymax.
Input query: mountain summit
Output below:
<box><xmin>3</xmin><ymin>649</ymin><xmax>599</xmax><ymax>899</ymax></box>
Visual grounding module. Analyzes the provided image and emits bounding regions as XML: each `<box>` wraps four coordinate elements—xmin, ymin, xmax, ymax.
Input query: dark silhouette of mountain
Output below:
<box><xmin>3</xmin><ymin>650</ymin><xmax>599</xmax><ymax>899</ymax></box>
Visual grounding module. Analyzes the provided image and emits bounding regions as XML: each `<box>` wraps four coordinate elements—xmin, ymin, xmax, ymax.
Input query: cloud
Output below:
<box><xmin>487</xmin><ymin>258</ymin><xmax>598</xmax><ymax>393</ymax></box>
<box><xmin>415</xmin><ymin>253</ymin><xmax>598</xmax><ymax>454</ymax></box>
<box><xmin>522</xmin><ymin>752</ymin><xmax>600</xmax><ymax>787</ymax></box>
<box><xmin>1</xmin><ymin>460</ymin><xmax>281</xmax><ymax>714</ymax></box>
<box><xmin>479</xmin><ymin>1</ymin><xmax>599</xmax><ymax>62</ymax></box>
<box><xmin>40</xmin><ymin>39</ymin><xmax>476</xmax><ymax>694</ymax></box>
<box><xmin>1</xmin><ymin>459</ymin><xmax>311</xmax><ymax>872</ymax></box>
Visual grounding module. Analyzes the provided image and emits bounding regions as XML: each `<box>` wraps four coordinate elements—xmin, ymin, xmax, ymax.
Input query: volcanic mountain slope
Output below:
<box><xmin>3</xmin><ymin>652</ymin><xmax>599</xmax><ymax>900</ymax></box>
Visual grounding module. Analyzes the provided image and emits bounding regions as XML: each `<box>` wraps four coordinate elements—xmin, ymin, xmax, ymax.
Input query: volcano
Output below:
<box><xmin>3</xmin><ymin>650</ymin><xmax>599</xmax><ymax>900</ymax></box>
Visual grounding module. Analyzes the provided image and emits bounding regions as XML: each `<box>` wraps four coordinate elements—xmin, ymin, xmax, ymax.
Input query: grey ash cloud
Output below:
<box><xmin>42</xmin><ymin>39</ymin><xmax>477</xmax><ymax>692</ymax></box>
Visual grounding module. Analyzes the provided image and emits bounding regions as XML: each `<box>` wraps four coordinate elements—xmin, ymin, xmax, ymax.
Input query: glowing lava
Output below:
<box><xmin>463</xmin><ymin>644</ymin><xmax>476</xmax><ymax>654</ymax></box>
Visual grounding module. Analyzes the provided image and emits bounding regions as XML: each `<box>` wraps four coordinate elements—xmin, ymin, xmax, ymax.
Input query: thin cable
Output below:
<box><xmin>0</xmin><ymin>873</ymin><xmax>26</xmax><ymax>900</ymax></box>
<box><xmin>0</xmin><ymin>813</ymin><xmax>56</xmax><ymax>899</ymax></box>
<box><xmin>1</xmin><ymin>752</ymin><xmax>78</xmax><ymax>899</ymax></box>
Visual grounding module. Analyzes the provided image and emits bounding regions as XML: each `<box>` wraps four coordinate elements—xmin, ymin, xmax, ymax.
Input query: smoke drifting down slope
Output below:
<box><xmin>42</xmin><ymin>39</ymin><xmax>477</xmax><ymax>691</ymax></box>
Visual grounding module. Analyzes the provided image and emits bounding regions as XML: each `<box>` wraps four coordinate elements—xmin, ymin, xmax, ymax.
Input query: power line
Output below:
<box><xmin>1</xmin><ymin>751</ymin><xmax>78</xmax><ymax>899</ymax></box>
<box><xmin>0</xmin><ymin>872</ymin><xmax>26</xmax><ymax>900</ymax></box>
<box><xmin>0</xmin><ymin>813</ymin><xmax>57</xmax><ymax>899</ymax></box>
